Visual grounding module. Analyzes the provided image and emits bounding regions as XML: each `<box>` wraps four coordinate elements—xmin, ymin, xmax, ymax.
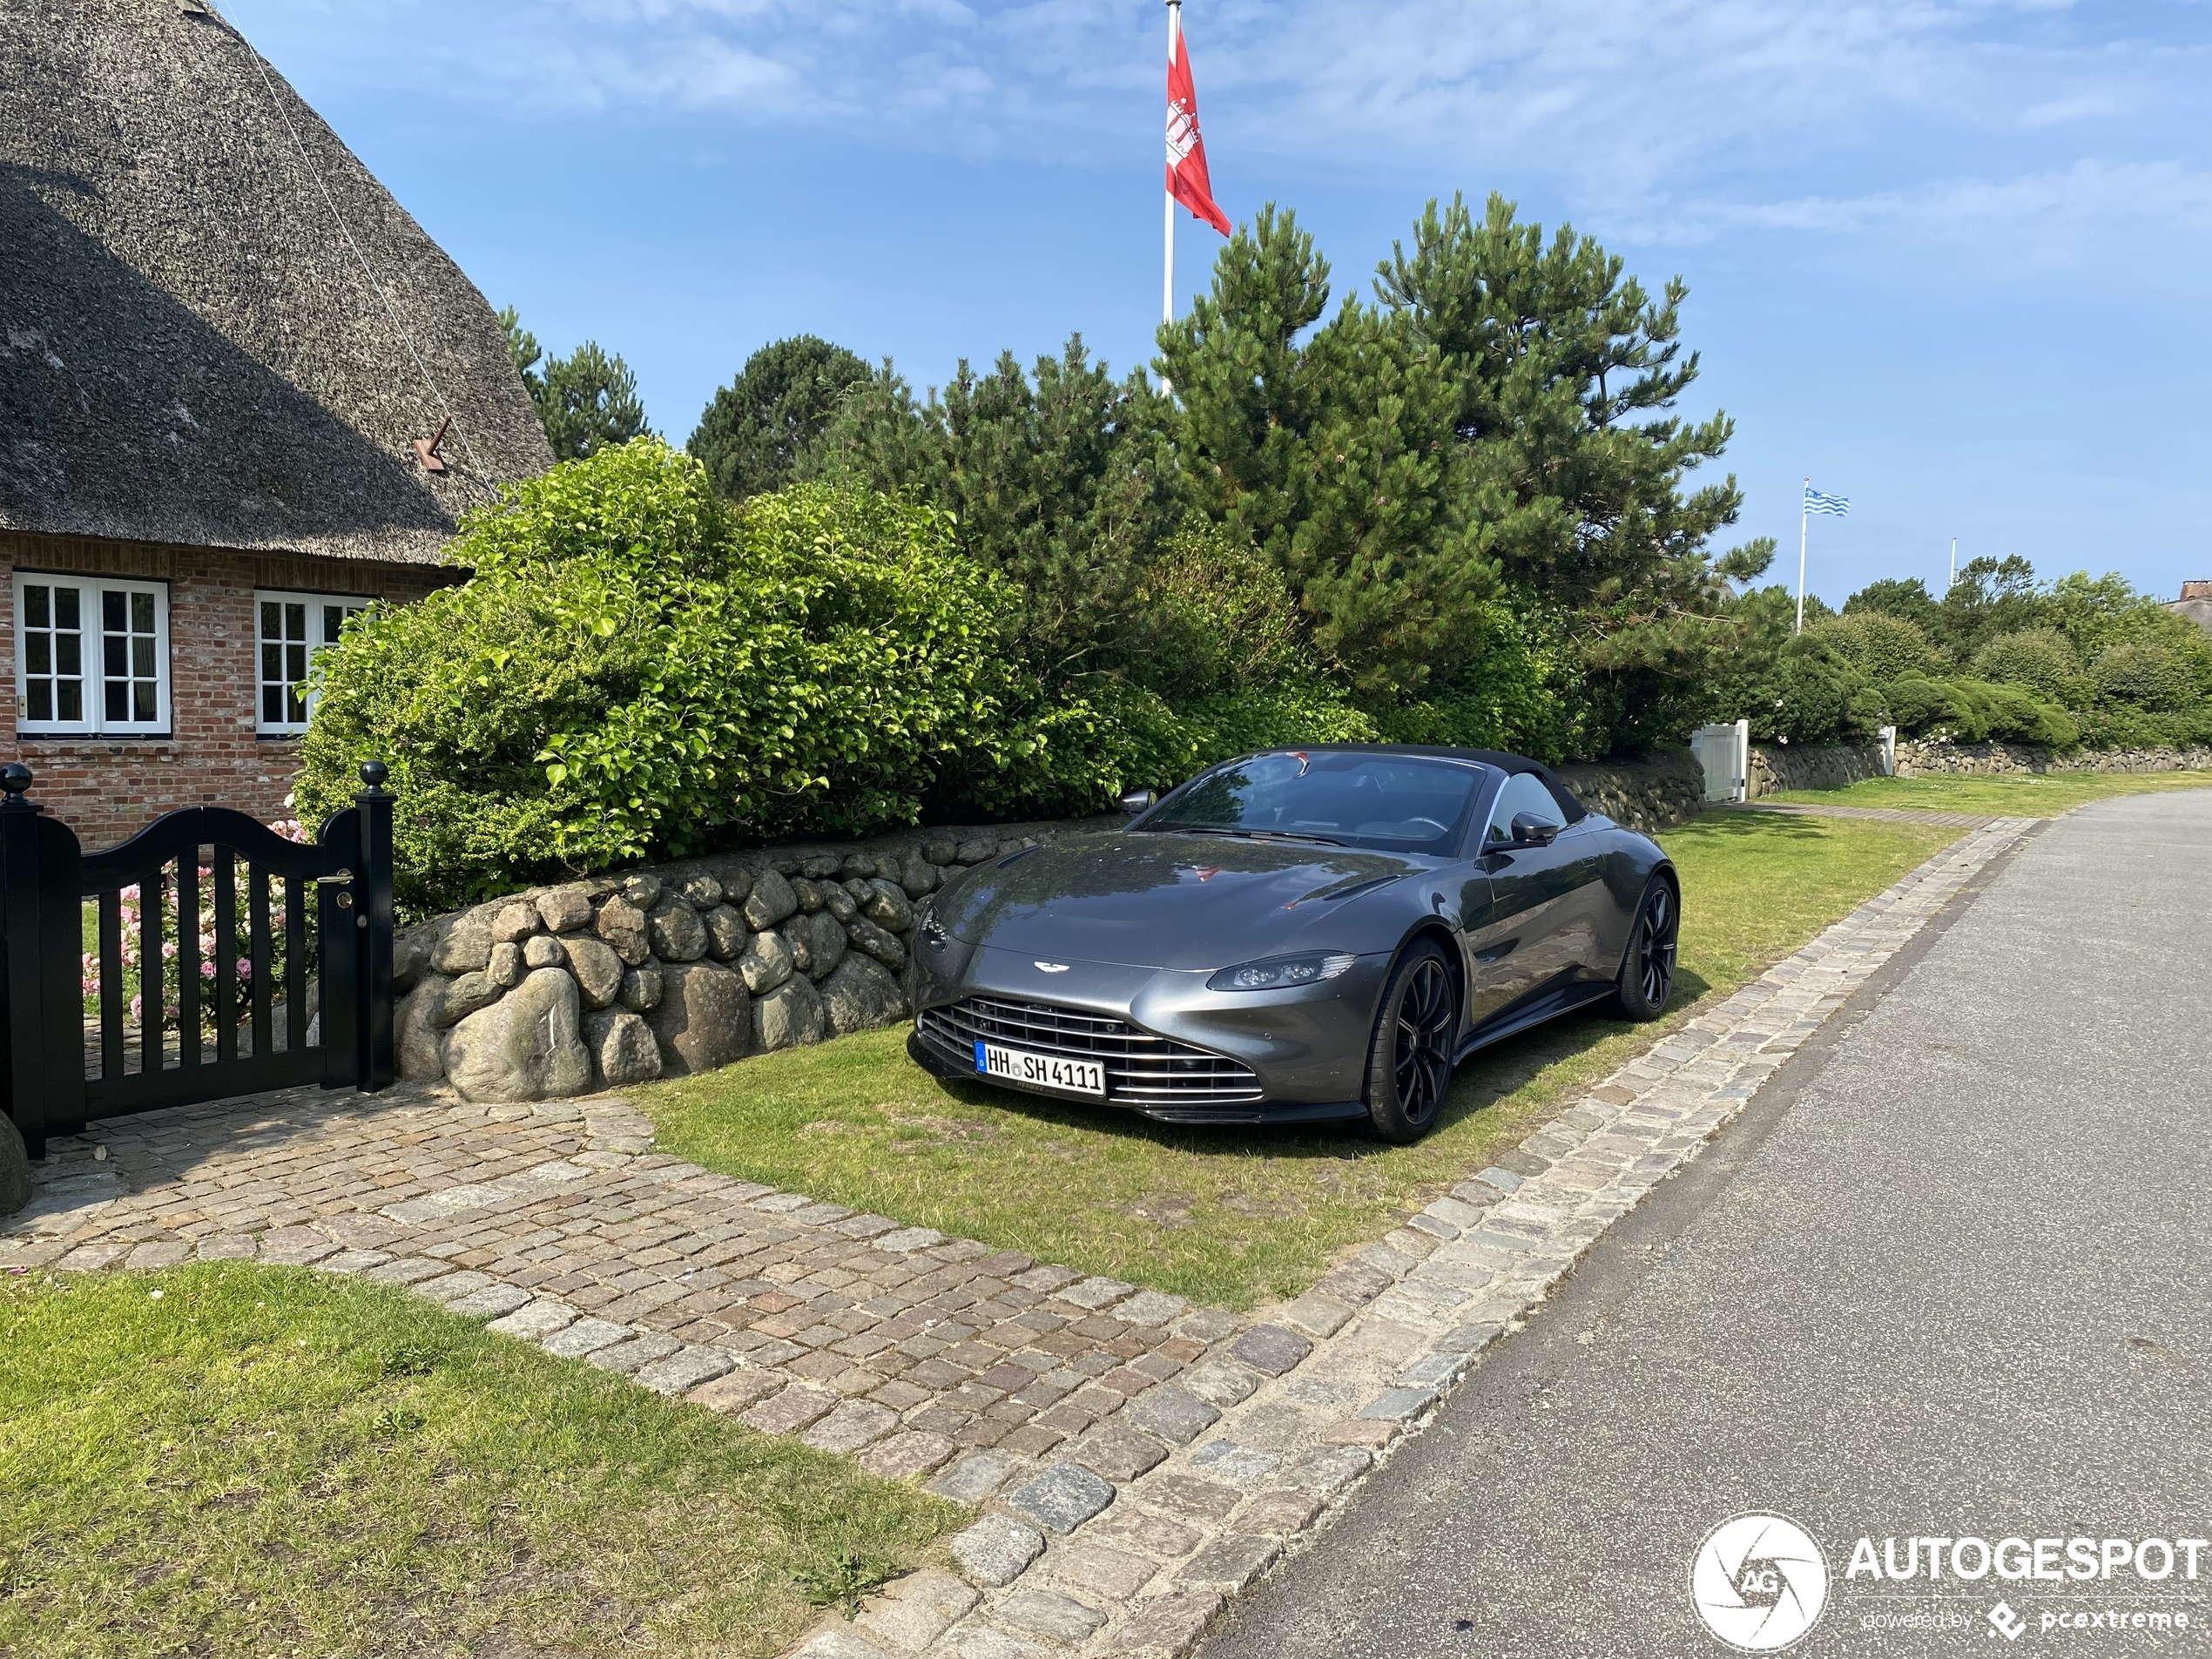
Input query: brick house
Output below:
<box><xmin>1</xmin><ymin>0</ymin><xmax>550</xmax><ymax>845</ymax></box>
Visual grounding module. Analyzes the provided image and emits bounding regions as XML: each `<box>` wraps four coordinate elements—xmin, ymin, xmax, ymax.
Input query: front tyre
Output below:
<box><xmin>1362</xmin><ymin>939</ymin><xmax>1458</xmax><ymax>1144</ymax></box>
<box><xmin>1612</xmin><ymin>878</ymin><xmax>1680</xmax><ymax>1021</ymax></box>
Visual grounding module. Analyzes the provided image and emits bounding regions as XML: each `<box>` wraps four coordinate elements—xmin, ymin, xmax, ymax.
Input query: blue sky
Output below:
<box><xmin>225</xmin><ymin>0</ymin><xmax>2211</xmax><ymax>607</ymax></box>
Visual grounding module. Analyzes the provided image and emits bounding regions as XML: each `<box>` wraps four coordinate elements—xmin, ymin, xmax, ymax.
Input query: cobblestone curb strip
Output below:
<box><xmin>784</xmin><ymin>817</ymin><xmax>2035</xmax><ymax>1659</ymax></box>
<box><xmin>0</xmin><ymin>819</ymin><xmax>2033</xmax><ymax>1659</ymax></box>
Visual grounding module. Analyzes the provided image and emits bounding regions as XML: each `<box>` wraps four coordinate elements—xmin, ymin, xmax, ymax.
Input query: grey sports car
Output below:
<box><xmin>906</xmin><ymin>745</ymin><xmax>1679</xmax><ymax>1143</ymax></box>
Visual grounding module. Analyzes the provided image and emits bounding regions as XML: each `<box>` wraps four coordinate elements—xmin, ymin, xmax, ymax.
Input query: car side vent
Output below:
<box><xmin>1320</xmin><ymin>874</ymin><xmax>1401</xmax><ymax>903</ymax></box>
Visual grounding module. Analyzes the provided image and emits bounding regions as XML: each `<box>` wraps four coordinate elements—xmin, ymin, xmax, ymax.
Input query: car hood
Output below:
<box><xmin>934</xmin><ymin>831</ymin><xmax>1430</xmax><ymax>971</ymax></box>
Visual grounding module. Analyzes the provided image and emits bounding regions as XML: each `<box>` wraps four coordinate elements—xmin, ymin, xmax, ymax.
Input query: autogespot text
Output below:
<box><xmin>1844</xmin><ymin>1535</ymin><xmax>2208</xmax><ymax>1585</ymax></box>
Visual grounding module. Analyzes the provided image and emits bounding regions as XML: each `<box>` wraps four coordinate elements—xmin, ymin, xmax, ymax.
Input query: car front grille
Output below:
<box><xmin>917</xmin><ymin>994</ymin><xmax>1264</xmax><ymax>1107</ymax></box>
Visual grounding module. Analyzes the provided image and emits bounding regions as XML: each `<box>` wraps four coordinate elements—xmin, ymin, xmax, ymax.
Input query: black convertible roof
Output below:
<box><xmin>1240</xmin><ymin>744</ymin><xmax>1589</xmax><ymax>824</ymax></box>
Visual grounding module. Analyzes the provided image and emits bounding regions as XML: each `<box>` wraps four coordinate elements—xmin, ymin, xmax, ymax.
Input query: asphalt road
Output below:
<box><xmin>1199</xmin><ymin>790</ymin><xmax>2212</xmax><ymax>1659</ymax></box>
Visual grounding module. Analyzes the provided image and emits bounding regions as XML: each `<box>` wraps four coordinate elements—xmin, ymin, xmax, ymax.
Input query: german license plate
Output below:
<box><xmin>974</xmin><ymin>1040</ymin><xmax>1104</xmax><ymax>1096</ymax></box>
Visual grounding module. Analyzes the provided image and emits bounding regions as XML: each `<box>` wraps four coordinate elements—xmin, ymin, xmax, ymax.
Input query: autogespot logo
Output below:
<box><xmin>1690</xmin><ymin>1513</ymin><xmax>1831</xmax><ymax>1651</ymax></box>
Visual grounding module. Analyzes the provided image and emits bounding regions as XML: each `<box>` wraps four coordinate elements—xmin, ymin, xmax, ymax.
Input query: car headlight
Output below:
<box><xmin>1207</xmin><ymin>952</ymin><xmax>1358</xmax><ymax>992</ymax></box>
<box><xmin>920</xmin><ymin>912</ymin><xmax>951</xmax><ymax>951</ymax></box>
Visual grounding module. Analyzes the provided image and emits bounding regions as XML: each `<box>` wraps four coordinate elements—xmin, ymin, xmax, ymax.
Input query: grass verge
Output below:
<box><xmin>0</xmin><ymin>1263</ymin><xmax>958</xmax><ymax>1659</ymax></box>
<box><xmin>642</xmin><ymin>811</ymin><xmax>1955</xmax><ymax>1310</ymax></box>
<box><xmin>1769</xmin><ymin>768</ymin><xmax>2212</xmax><ymax>817</ymax></box>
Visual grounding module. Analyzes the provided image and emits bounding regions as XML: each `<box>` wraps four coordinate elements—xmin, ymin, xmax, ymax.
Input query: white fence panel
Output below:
<box><xmin>1690</xmin><ymin>719</ymin><xmax>1750</xmax><ymax>803</ymax></box>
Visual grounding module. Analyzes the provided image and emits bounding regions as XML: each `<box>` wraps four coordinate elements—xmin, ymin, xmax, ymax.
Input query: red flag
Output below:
<box><xmin>1166</xmin><ymin>17</ymin><xmax>1231</xmax><ymax>236</ymax></box>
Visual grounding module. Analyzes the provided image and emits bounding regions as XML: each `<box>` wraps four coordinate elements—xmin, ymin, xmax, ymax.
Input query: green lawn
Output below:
<box><xmin>0</xmin><ymin>1264</ymin><xmax>956</xmax><ymax>1659</ymax></box>
<box><xmin>641</xmin><ymin>811</ymin><xmax>1955</xmax><ymax>1310</ymax></box>
<box><xmin>1769</xmin><ymin>768</ymin><xmax>2212</xmax><ymax>817</ymax></box>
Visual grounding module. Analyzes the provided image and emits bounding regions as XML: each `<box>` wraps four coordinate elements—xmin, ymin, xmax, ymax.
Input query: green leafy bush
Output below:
<box><xmin>299</xmin><ymin>443</ymin><xmax>1159</xmax><ymax>913</ymax></box>
<box><xmin>2074</xmin><ymin>705</ymin><xmax>2212</xmax><ymax>749</ymax></box>
<box><xmin>1979</xmin><ymin>681</ymin><xmax>2079</xmax><ymax>748</ymax></box>
<box><xmin>954</xmin><ymin>677</ymin><xmax>1197</xmax><ymax>820</ymax></box>
<box><xmin>1881</xmin><ymin>676</ymin><xmax>1947</xmax><ymax>736</ymax></box>
<box><xmin>2088</xmin><ymin>641</ymin><xmax>2195</xmax><ymax>711</ymax></box>
<box><xmin>1121</xmin><ymin>526</ymin><xmax>1316</xmax><ymax>704</ymax></box>
<box><xmin>1972</xmin><ymin>629</ymin><xmax>2089</xmax><ymax>707</ymax></box>
<box><xmin>1881</xmin><ymin>675</ymin><xmax>2075</xmax><ymax>747</ymax></box>
<box><xmin>1182</xmin><ymin>681</ymin><xmax>1381</xmax><ymax>769</ymax></box>
<box><xmin>1816</xmin><ymin>611</ymin><xmax>1944</xmax><ymax>682</ymax></box>
<box><xmin>1749</xmin><ymin>634</ymin><xmax>1879</xmax><ymax>745</ymax></box>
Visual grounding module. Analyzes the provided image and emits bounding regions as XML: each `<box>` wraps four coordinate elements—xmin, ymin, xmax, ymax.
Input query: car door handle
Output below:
<box><xmin>1474</xmin><ymin>938</ymin><xmax>1519</xmax><ymax>963</ymax></box>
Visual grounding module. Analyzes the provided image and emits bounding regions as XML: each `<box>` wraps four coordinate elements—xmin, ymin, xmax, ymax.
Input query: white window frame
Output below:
<box><xmin>13</xmin><ymin>573</ymin><xmax>172</xmax><ymax>737</ymax></box>
<box><xmin>254</xmin><ymin>590</ymin><xmax>370</xmax><ymax>737</ymax></box>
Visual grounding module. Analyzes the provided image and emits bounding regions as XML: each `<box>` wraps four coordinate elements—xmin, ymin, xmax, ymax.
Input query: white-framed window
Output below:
<box><xmin>255</xmin><ymin>590</ymin><xmax>368</xmax><ymax>735</ymax></box>
<box><xmin>14</xmin><ymin>574</ymin><xmax>170</xmax><ymax>736</ymax></box>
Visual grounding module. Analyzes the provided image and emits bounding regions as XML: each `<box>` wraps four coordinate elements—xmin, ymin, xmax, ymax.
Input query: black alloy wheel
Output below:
<box><xmin>1364</xmin><ymin>939</ymin><xmax>1458</xmax><ymax>1143</ymax></box>
<box><xmin>1614</xmin><ymin>879</ymin><xmax>1679</xmax><ymax>1021</ymax></box>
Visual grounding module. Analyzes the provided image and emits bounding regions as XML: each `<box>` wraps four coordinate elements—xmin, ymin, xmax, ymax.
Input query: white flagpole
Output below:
<box><xmin>1163</xmin><ymin>0</ymin><xmax>1180</xmax><ymax>329</ymax></box>
<box><xmin>1796</xmin><ymin>479</ymin><xmax>1809</xmax><ymax>634</ymax></box>
<box><xmin>1948</xmin><ymin>536</ymin><xmax>1957</xmax><ymax>593</ymax></box>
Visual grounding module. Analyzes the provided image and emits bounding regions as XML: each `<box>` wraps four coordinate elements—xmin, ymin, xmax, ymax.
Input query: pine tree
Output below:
<box><xmin>688</xmin><ymin>335</ymin><xmax>870</xmax><ymax>501</ymax></box>
<box><xmin>815</xmin><ymin>338</ymin><xmax>1177</xmax><ymax>678</ymax></box>
<box><xmin>1158</xmin><ymin>194</ymin><xmax>1764</xmax><ymax>745</ymax></box>
<box><xmin>1154</xmin><ymin>206</ymin><xmax>1472</xmax><ymax>697</ymax></box>
<box><xmin>536</xmin><ymin>343</ymin><xmax>651</xmax><ymax>462</ymax></box>
<box><xmin>497</xmin><ymin>308</ymin><xmax>650</xmax><ymax>462</ymax></box>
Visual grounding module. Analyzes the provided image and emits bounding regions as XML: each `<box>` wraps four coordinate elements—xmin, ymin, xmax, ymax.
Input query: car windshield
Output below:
<box><xmin>1138</xmin><ymin>752</ymin><xmax>1489</xmax><ymax>854</ymax></box>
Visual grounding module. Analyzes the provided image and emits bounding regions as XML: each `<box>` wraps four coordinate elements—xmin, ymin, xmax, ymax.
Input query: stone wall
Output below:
<box><xmin>393</xmin><ymin>816</ymin><xmax>1120</xmax><ymax>1103</ymax></box>
<box><xmin>1895</xmin><ymin>738</ymin><xmax>2212</xmax><ymax>777</ymax></box>
<box><xmin>1556</xmin><ymin>749</ymin><xmax>1705</xmax><ymax>832</ymax></box>
<box><xmin>1745</xmin><ymin>742</ymin><xmax>1890</xmax><ymax>798</ymax></box>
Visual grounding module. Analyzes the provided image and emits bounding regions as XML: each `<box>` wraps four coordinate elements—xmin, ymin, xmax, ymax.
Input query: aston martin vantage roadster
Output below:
<box><xmin>906</xmin><ymin>745</ymin><xmax>1680</xmax><ymax>1143</ymax></box>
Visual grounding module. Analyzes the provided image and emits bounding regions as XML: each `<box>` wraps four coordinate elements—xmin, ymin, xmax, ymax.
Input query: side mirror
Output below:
<box><xmin>1509</xmin><ymin>811</ymin><xmax>1562</xmax><ymax>847</ymax></box>
<box><xmin>1120</xmin><ymin>789</ymin><xmax>1158</xmax><ymax>815</ymax></box>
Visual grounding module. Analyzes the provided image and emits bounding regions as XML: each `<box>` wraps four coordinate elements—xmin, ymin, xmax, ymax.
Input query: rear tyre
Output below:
<box><xmin>1361</xmin><ymin>939</ymin><xmax>1458</xmax><ymax>1145</ymax></box>
<box><xmin>1612</xmin><ymin>878</ymin><xmax>1679</xmax><ymax>1021</ymax></box>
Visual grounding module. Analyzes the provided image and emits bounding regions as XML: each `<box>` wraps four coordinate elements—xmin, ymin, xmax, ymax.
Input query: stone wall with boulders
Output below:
<box><xmin>1895</xmin><ymin>738</ymin><xmax>2212</xmax><ymax>777</ymax></box>
<box><xmin>393</xmin><ymin>817</ymin><xmax>1118</xmax><ymax>1104</ymax></box>
<box><xmin>1737</xmin><ymin>736</ymin><xmax>2212</xmax><ymax>793</ymax></box>
<box><xmin>1556</xmin><ymin>750</ymin><xmax>1704</xmax><ymax>832</ymax></box>
<box><xmin>1746</xmin><ymin>742</ymin><xmax>1890</xmax><ymax>797</ymax></box>
<box><xmin>390</xmin><ymin>750</ymin><xmax>1723</xmax><ymax>1106</ymax></box>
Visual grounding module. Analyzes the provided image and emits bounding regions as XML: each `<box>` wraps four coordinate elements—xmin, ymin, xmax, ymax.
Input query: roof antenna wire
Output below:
<box><xmin>212</xmin><ymin>3</ymin><xmax>493</xmax><ymax>495</ymax></box>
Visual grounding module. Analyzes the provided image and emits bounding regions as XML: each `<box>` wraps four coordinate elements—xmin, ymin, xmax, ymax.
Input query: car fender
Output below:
<box><xmin>1344</xmin><ymin>880</ymin><xmax>1477</xmax><ymax>1026</ymax></box>
<box><xmin>1597</xmin><ymin>837</ymin><xmax>1676</xmax><ymax>978</ymax></box>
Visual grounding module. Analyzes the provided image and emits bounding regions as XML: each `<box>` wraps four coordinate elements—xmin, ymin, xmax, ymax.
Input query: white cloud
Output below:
<box><xmin>1619</xmin><ymin>158</ymin><xmax>2212</xmax><ymax>261</ymax></box>
<box><xmin>2020</xmin><ymin>87</ymin><xmax>2127</xmax><ymax>126</ymax></box>
<box><xmin>227</xmin><ymin>0</ymin><xmax>2210</xmax><ymax>239</ymax></box>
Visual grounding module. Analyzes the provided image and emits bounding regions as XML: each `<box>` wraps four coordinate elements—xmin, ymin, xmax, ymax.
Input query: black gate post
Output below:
<box><xmin>354</xmin><ymin>761</ymin><xmax>395</xmax><ymax>1092</ymax></box>
<box><xmin>0</xmin><ymin>764</ymin><xmax>45</xmax><ymax>1158</ymax></box>
<box><xmin>316</xmin><ymin>866</ymin><xmax>358</xmax><ymax>1090</ymax></box>
<box><xmin>0</xmin><ymin>764</ymin><xmax>84</xmax><ymax>1160</ymax></box>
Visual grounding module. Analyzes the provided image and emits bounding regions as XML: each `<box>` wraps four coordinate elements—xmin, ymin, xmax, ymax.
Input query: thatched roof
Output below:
<box><xmin>0</xmin><ymin>0</ymin><xmax>552</xmax><ymax>563</ymax></box>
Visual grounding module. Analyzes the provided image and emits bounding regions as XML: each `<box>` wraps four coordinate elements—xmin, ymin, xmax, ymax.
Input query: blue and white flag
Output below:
<box><xmin>1803</xmin><ymin>484</ymin><xmax>1850</xmax><ymax>517</ymax></box>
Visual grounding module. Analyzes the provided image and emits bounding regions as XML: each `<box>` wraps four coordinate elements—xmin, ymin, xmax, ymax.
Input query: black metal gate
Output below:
<box><xmin>0</xmin><ymin>760</ymin><xmax>395</xmax><ymax>1159</ymax></box>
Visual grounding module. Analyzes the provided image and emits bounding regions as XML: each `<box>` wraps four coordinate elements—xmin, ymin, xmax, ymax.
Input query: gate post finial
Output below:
<box><xmin>0</xmin><ymin>762</ymin><xmax>39</xmax><ymax>813</ymax></box>
<box><xmin>358</xmin><ymin>759</ymin><xmax>390</xmax><ymax>792</ymax></box>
